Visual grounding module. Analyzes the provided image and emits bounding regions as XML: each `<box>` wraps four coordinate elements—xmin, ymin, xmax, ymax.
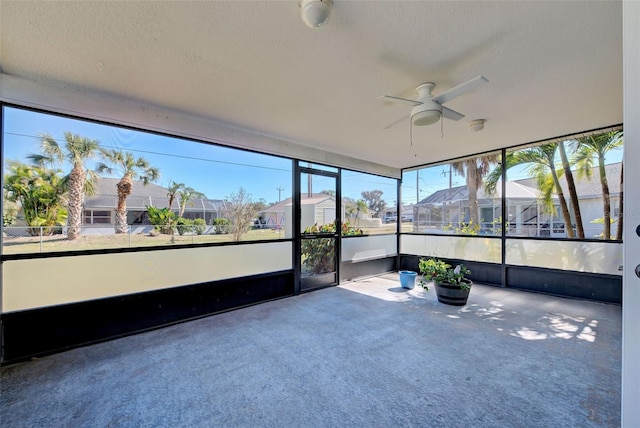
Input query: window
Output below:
<box><xmin>505</xmin><ymin>129</ymin><xmax>623</xmax><ymax>240</ymax></box>
<box><xmin>341</xmin><ymin>170</ymin><xmax>397</xmax><ymax>235</ymax></box>
<box><xmin>403</xmin><ymin>151</ymin><xmax>502</xmax><ymax>236</ymax></box>
<box><xmin>2</xmin><ymin>106</ymin><xmax>292</xmax><ymax>254</ymax></box>
<box><xmin>83</xmin><ymin>210</ymin><xmax>111</xmax><ymax>224</ymax></box>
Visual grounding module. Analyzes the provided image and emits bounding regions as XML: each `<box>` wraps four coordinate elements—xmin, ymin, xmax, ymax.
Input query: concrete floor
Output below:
<box><xmin>1</xmin><ymin>274</ymin><xmax>621</xmax><ymax>427</ymax></box>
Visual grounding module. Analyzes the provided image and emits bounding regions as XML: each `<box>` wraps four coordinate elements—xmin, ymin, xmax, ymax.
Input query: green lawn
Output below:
<box><xmin>2</xmin><ymin>224</ymin><xmax>405</xmax><ymax>255</ymax></box>
<box><xmin>2</xmin><ymin>228</ymin><xmax>285</xmax><ymax>254</ymax></box>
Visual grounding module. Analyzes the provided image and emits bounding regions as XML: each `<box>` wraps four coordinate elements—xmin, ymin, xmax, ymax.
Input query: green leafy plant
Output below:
<box><xmin>301</xmin><ymin>221</ymin><xmax>363</xmax><ymax>274</ymax></box>
<box><xmin>212</xmin><ymin>217</ymin><xmax>231</xmax><ymax>234</ymax></box>
<box><xmin>193</xmin><ymin>218</ymin><xmax>206</xmax><ymax>235</ymax></box>
<box><xmin>418</xmin><ymin>258</ymin><xmax>471</xmax><ymax>291</ymax></box>
<box><xmin>175</xmin><ymin>217</ymin><xmax>193</xmax><ymax>235</ymax></box>
<box><xmin>3</xmin><ymin>213</ymin><xmax>17</xmax><ymax>227</ymax></box>
<box><xmin>146</xmin><ymin>206</ymin><xmax>175</xmax><ymax>234</ymax></box>
<box><xmin>489</xmin><ymin>216</ymin><xmax>509</xmax><ymax>235</ymax></box>
<box><xmin>3</xmin><ymin>162</ymin><xmax>68</xmax><ymax>236</ymax></box>
<box><xmin>443</xmin><ymin>220</ymin><xmax>480</xmax><ymax>235</ymax></box>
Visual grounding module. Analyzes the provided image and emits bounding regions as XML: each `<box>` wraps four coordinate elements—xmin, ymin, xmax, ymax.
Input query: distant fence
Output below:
<box><xmin>2</xmin><ymin>225</ymin><xmax>284</xmax><ymax>255</ymax></box>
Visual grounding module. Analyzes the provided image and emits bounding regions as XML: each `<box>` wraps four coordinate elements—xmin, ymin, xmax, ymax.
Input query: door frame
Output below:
<box><xmin>294</xmin><ymin>161</ymin><xmax>341</xmax><ymax>294</ymax></box>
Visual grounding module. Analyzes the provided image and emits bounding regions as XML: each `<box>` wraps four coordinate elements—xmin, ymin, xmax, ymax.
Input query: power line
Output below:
<box><xmin>4</xmin><ymin>131</ymin><xmax>291</xmax><ymax>173</ymax></box>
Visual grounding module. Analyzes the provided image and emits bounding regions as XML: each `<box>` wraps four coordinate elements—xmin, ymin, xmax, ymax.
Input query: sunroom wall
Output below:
<box><xmin>1</xmin><ymin>104</ymin><xmax>399</xmax><ymax>308</ymax></box>
<box><xmin>400</xmin><ymin>140</ymin><xmax>623</xmax><ymax>303</ymax></box>
<box><xmin>0</xmin><ymin>92</ymin><xmax>399</xmax><ymax>362</ymax></box>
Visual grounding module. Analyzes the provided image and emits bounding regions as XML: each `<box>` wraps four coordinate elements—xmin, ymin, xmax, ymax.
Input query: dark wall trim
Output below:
<box><xmin>1</xmin><ymin>270</ymin><xmax>294</xmax><ymax>365</ymax></box>
<box><xmin>506</xmin><ymin>265</ymin><xmax>621</xmax><ymax>304</ymax></box>
<box><xmin>340</xmin><ymin>256</ymin><xmax>396</xmax><ymax>282</ymax></box>
<box><xmin>399</xmin><ymin>254</ymin><xmax>621</xmax><ymax>304</ymax></box>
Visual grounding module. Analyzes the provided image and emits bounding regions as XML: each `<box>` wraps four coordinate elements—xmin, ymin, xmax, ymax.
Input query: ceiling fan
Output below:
<box><xmin>379</xmin><ymin>75</ymin><xmax>489</xmax><ymax>129</ymax></box>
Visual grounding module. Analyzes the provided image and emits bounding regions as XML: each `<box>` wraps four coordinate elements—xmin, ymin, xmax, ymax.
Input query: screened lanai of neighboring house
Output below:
<box><xmin>83</xmin><ymin>178</ymin><xmax>226</xmax><ymax>229</ymax></box>
<box><xmin>414</xmin><ymin>181</ymin><xmax>550</xmax><ymax>235</ymax></box>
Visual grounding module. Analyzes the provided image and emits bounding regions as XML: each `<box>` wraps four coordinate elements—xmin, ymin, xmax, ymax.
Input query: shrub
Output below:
<box><xmin>213</xmin><ymin>218</ymin><xmax>231</xmax><ymax>234</ymax></box>
<box><xmin>443</xmin><ymin>220</ymin><xmax>480</xmax><ymax>235</ymax></box>
<box><xmin>176</xmin><ymin>217</ymin><xmax>193</xmax><ymax>235</ymax></box>
<box><xmin>146</xmin><ymin>206</ymin><xmax>175</xmax><ymax>234</ymax></box>
<box><xmin>193</xmin><ymin>218</ymin><xmax>206</xmax><ymax>235</ymax></box>
<box><xmin>301</xmin><ymin>221</ymin><xmax>363</xmax><ymax>274</ymax></box>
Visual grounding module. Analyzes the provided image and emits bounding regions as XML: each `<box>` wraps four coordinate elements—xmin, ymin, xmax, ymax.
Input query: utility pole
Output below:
<box><xmin>442</xmin><ymin>165</ymin><xmax>453</xmax><ymax>190</ymax></box>
<box><xmin>416</xmin><ymin>169</ymin><xmax>420</xmax><ymax>204</ymax></box>
<box><xmin>276</xmin><ymin>186</ymin><xmax>284</xmax><ymax>202</ymax></box>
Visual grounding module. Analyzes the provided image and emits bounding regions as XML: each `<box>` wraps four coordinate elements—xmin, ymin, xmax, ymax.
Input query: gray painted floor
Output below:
<box><xmin>1</xmin><ymin>274</ymin><xmax>621</xmax><ymax>427</ymax></box>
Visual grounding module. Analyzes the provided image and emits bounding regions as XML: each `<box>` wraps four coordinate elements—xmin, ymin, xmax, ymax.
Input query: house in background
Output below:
<box><xmin>414</xmin><ymin>181</ymin><xmax>551</xmax><ymax>236</ymax></box>
<box><xmin>83</xmin><ymin>178</ymin><xmax>226</xmax><ymax>233</ymax></box>
<box><xmin>259</xmin><ymin>194</ymin><xmax>392</xmax><ymax>237</ymax></box>
<box><xmin>413</xmin><ymin>162</ymin><xmax>622</xmax><ymax>238</ymax></box>
<box><xmin>515</xmin><ymin>162</ymin><xmax>622</xmax><ymax>239</ymax></box>
<box><xmin>259</xmin><ymin>193</ymin><xmax>336</xmax><ymax>238</ymax></box>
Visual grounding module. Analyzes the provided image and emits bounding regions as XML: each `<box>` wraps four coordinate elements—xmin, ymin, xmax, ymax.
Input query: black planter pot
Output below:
<box><xmin>434</xmin><ymin>279</ymin><xmax>472</xmax><ymax>306</ymax></box>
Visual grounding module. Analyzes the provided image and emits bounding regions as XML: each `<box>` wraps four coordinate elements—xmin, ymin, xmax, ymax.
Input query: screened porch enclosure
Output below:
<box><xmin>0</xmin><ymin>104</ymin><xmax>623</xmax><ymax>367</ymax></box>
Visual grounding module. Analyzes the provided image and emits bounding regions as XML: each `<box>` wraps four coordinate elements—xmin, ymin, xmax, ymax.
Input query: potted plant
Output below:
<box><xmin>417</xmin><ymin>258</ymin><xmax>472</xmax><ymax>306</ymax></box>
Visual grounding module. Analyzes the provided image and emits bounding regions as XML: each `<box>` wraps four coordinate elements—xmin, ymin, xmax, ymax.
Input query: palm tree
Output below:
<box><xmin>97</xmin><ymin>150</ymin><xmax>160</xmax><ymax>234</ymax></box>
<box><xmin>557</xmin><ymin>141</ymin><xmax>585</xmax><ymax>238</ymax></box>
<box><xmin>574</xmin><ymin>131</ymin><xmax>623</xmax><ymax>240</ymax></box>
<box><xmin>166</xmin><ymin>180</ymin><xmax>185</xmax><ymax>211</ymax></box>
<box><xmin>451</xmin><ymin>154</ymin><xmax>499</xmax><ymax>227</ymax></box>
<box><xmin>353</xmin><ymin>199</ymin><xmax>368</xmax><ymax>226</ymax></box>
<box><xmin>177</xmin><ymin>186</ymin><xmax>205</xmax><ymax>218</ymax></box>
<box><xmin>166</xmin><ymin>180</ymin><xmax>205</xmax><ymax>219</ymax></box>
<box><xmin>485</xmin><ymin>145</ymin><xmax>575</xmax><ymax>238</ymax></box>
<box><xmin>616</xmin><ymin>162</ymin><xmax>623</xmax><ymax>240</ymax></box>
<box><xmin>28</xmin><ymin>132</ymin><xmax>101</xmax><ymax>240</ymax></box>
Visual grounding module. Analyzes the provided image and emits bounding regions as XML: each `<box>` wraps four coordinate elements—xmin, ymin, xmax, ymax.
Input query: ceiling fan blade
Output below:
<box><xmin>383</xmin><ymin>114</ymin><xmax>409</xmax><ymax>129</ymax></box>
<box><xmin>442</xmin><ymin>106</ymin><xmax>465</xmax><ymax>121</ymax></box>
<box><xmin>378</xmin><ymin>95</ymin><xmax>422</xmax><ymax>106</ymax></box>
<box><xmin>432</xmin><ymin>75</ymin><xmax>488</xmax><ymax>105</ymax></box>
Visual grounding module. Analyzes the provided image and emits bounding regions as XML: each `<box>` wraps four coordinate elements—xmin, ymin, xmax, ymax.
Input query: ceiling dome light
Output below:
<box><xmin>469</xmin><ymin>119</ymin><xmax>485</xmax><ymax>132</ymax></box>
<box><xmin>300</xmin><ymin>0</ymin><xmax>332</xmax><ymax>29</ymax></box>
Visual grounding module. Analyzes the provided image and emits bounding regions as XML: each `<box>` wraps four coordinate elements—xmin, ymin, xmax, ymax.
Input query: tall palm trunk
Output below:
<box><xmin>465</xmin><ymin>159</ymin><xmax>479</xmax><ymax>225</ymax></box>
<box><xmin>616</xmin><ymin>163</ymin><xmax>623</xmax><ymax>240</ymax></box>
<box><xmin>549</xmin><ymin>164</ymin><xmax>575</xmax><ymax>238</ymax></box>
<box><xmin>558</xmin><ymin>142</ymin><xmax>584</xmax><ymax>238</ymax></box>
<box><xmin>67</xmin><ymin>163</ymin><xmax>85</xmax><ymax>240</ymax></box>
<box><xmin>598</xmin><ymin>154</ymin><xmax>612</xmax><ymax>239</ymax></box>
<box><xmin>115</xmin><ymin>174</ymin><xmax>133</xmax><ymax>234</ymax></box>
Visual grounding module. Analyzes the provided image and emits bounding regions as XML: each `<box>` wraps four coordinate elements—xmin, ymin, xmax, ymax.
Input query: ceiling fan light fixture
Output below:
<box><xmin>411</xmin><ymin>102</ymin><xmax>441</xmax><ymax>126</ymax></box>
<box><xmin>469</xmin><ymin>119</ymin><xmax>485</xmax><ymax>132</ymax></box>
<box><xmin>412</xmin><ymin>110</ymin><xmax>441</xmax><ymax>126</ymax></box>
<box><xmin>300</xmin><ymin>0</ymin><xmax>332</xmax><ymax>29</ymax></box>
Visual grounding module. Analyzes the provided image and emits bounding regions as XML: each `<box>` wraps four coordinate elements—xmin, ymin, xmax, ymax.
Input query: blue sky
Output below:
<box><xmin>2</xmin><ymin>107</ymin><xmax>397</xmax><ymax>205</ymax></box>
<box><xmin>3</xmin><ymin>107</ymin><xmax>621</xmax><ymax>207</ymax></box>
<box><xmin>401</xmin><ymin>141</ymin><xmax>623</xmax><ymax>205</ymax></box>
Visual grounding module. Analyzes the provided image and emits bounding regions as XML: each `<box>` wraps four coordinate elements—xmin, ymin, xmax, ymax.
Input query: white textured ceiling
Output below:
<box><xmin>0</xmin><ymin>1</ymin><xmax>623</xmax><ymax>169</ymax></box>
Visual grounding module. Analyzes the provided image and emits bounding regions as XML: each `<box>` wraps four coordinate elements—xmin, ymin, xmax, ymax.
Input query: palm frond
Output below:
<box><xmin>84</xmin><ymin>170</ymin><xmax>100</xmax><ymax>197</ymax></box>
<box><xmin>37</xmin><ymin>132</ymin><xmax>65</xmax><ymax>163</ymax></box>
